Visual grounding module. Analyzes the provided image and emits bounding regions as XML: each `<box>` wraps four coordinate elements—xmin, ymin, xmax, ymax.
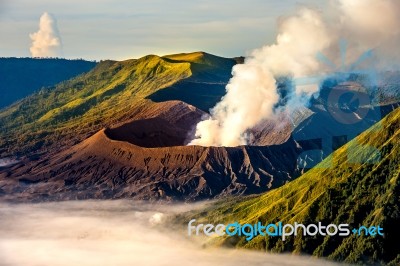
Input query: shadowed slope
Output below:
<box><xmin>148</xmin><ymin>52</ymin><xmax>239</xmax><ymax>111</ymax></box>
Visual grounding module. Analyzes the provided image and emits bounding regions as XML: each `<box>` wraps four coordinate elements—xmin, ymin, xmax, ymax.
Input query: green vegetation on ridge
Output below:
<box><xmin>149</xmin><ymin>52</ymin><xmax>240</xmax><ymax>111</ymax></box>
<box><xmin>181</xmin><ymin>106</ymin><xmax>400</xmax><ymax>265</ymax></box>
<box><xmin>0</xmin><ymin>52</ymin><xmax>237</xmax><ymax>156</ymax></box>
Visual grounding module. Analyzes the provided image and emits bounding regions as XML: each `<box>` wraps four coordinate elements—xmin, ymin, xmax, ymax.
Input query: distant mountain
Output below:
<box><xmin>182</xmin><ymin>106</ymin><xmax>400</xmax><ymax>265</ymax></box>
<box><xmin>0</xmin><ymin>58</ymin><xmax>96</xmax><ymax>109</ymax></box>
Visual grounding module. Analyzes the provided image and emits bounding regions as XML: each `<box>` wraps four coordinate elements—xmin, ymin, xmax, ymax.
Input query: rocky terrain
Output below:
<box><xmin>0</xmin><ymin>101</ymin><xmax>303</xmax><ymax>201</ymax></box>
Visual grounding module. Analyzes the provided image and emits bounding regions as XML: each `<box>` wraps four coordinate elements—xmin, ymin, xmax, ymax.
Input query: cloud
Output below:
<box><xmin>0</xmin><ymin>0</ymin><xmax>322</xmax><ymax>59</ymax></box>
<box><xmin>0</xmin><ymin>200</ymin><xmax>343</xmax><ymax>266</ymax></box>
<box><xmin>189</xmin><ymin>0</ymin><xmax>400</xmax><ymax>146</ymax></box>
<box><xmin>30</xmin><ymin>12</ymin><xmax>63</xmax><ymax>57</ymax></box>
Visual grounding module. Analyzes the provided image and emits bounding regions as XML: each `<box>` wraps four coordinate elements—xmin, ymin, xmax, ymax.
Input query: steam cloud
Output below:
<box><xmin>0</xmin><ymin>201</ymin><xmax>343</xmax><ymax>266</ymax></box>
<box><xmin>189</xmin><ymin>0</ymin><xmax>400</xmax><ymax>146</ymax></box>
<box><xmin>30</xmin><ymin>12</ymin><xmax>63</xmax><ymax>58</ymax></box>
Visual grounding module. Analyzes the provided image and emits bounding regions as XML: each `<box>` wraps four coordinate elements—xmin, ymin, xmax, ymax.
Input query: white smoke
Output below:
<box><xmin>30</xmin><ymin>12</ymin><xmax>63</xmax><ymax>58</ymax></box>
<box><xmin>339</xmin><ymin>0</ymin><xmax>400</xmax><ymax>39</ymax></box>
<box><xmin>338</xmin><ymin>0</ymin><xmax>400</xmax><ymax>68</ymax></box>
<box><xmin>189</xmin><ymin>0</ymin><xmax>400</xmax><ymax>147</ymax></box>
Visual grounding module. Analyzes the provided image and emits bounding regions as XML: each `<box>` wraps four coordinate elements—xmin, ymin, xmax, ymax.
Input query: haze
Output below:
<box><xmin>0</xmin><ymin>200</ymin><xmax>346</xmax><ymax>266</ymax></box>
<box><xmin>0</xmin><ymin>0</ymin><xmax>322</xmax><ymax>60</ymax></box>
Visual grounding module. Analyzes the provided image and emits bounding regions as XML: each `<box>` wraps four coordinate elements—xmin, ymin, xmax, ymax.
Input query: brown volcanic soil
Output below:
<box><xmin>0</xmin><ymin>101</ymin><xmax>302</xmax><ymax>202</ymax></box>
<box><xmin>2</xmin><ymin>99</ymin><xmax>395</xmax><ymax>202</ymax></box>
<box><xmin>0</xmin><ymin>129</ymin><xmax>301</xmax><ymax>201</ymax></box>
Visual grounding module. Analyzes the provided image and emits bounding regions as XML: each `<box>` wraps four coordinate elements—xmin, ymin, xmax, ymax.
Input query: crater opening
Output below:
<box><xmin>104</xmin><ymin>101</ymin><xmax>205</xmax><ymax>148</ymax></box>
<box><xmin>105</xmin><ymin>117</ymin><xmax>195</xmax><ymax>148</ymax></box>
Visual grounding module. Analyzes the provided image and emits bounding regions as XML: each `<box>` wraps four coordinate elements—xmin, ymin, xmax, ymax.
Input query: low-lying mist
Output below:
<box><xmin>0</xmin><ymin>200</ymin><xmax>346</xmax><ymax>266</ymax></box>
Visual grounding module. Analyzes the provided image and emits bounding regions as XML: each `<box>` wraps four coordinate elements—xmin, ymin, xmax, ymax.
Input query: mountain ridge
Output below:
<box><xmin>178</xmin><ymin>106</ymin><xmax>400</xmax><ymax>265</ymax></box>
<box><xmin>0</xmin><ymin>52</ymin><xmax>237</xmax><ymax>157</ymax></box>
<box><xmin>0</xmin><ymin>52</ymin><xmax>399</xmax><ymax>205</ymax></box>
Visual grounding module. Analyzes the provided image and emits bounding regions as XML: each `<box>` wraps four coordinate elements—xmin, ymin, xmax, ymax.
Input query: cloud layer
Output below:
<box><xmin>0</xmin><ymin>200</ymin><xmax>343</xmax><ymax>266</ymax></box>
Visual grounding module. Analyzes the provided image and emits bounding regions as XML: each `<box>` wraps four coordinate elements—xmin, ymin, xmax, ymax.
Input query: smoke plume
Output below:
<box><xmin>30</xmin><ymin>12</ymin><xmax>63</xmax><ymax>58</ymax></box>
<box><xmin>189</xmin><ymin>0</ymin><xmax>400</xmax><ymax>147</ymax></box>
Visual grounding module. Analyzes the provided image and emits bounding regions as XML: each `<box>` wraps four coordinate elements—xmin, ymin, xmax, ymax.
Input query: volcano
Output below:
<box><xmin>0</xmin><ymin>100</ymin><xmax>303</xmax><ymax>201</ymax></box>
<box><xmin>0</xmin><ymin>53</ymin><xmax>399</xmax><ymax>202</ymax></box>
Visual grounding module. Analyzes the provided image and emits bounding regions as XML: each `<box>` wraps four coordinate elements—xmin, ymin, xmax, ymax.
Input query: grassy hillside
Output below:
<box><xmin>181</xmin><ymin>106</ymin><xmax>400</xmax><ymax>265</ymax></box>
<box><xmin>0</xmin><ymin>52</ymin><xmax>236</xmax><ymax>156</ymax></box>
<box><xmin>148</xmin><ymin>52</ymin><xmax>240</xmax><ymax>111</ymax></box>
<box><xmin>0</xmin><ymin>58</ymin><xmax>96</xmax><ymax>109</ymax></box>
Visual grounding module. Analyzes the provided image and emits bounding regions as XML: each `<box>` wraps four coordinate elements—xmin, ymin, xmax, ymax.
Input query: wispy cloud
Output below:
<box><xmin>0</xmin><ymin>0</ymin><xmax>323</xmax><ymax>60</ymax></box>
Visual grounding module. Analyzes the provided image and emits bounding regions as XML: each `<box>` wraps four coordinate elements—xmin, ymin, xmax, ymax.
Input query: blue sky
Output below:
<box><xmin>0</xmin><ymin>0</ymin><xmax>323</xmax><ymax>60</ymax></box>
